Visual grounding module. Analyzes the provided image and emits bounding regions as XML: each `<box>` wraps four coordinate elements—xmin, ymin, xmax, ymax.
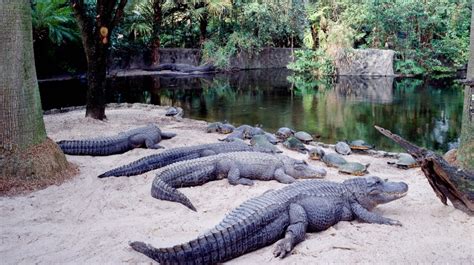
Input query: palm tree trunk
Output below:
<box><xmin>457</xmin><ymin>8</ymin><xmax>474</xmax><ymax>171</ymax></box>
<box><xmin>0</xmin><ymin>0</ymin><xmax>70</xmax><ymax>193</ymax></box>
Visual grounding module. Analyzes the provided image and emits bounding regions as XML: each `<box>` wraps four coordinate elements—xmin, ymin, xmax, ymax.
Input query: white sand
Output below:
<box><xmin>1</xmin><ymin>104</ymin><xmax>473</xmax><ymax>264</ymax></box>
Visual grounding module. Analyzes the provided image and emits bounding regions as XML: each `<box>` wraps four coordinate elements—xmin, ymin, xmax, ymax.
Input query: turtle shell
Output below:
<box><xmin>206</xmin><ymin>122</ymin><xmax>223</xmax><ymax>133</ymax></box>
<box><xmin>335</xmin><ymin>141</ymin><xmax>351</xmax><ymax>155</ymax></box>
<box><xmin>283</xmin><ymin>137</ymin><xmax>307</xmax><ymax>153</ymax></box>
<box><xmin>218</xmin><ymin>124</ymin><xmax>235</xmax><ymax>134</ymax></box>
<box><xmin>276</xmin><ymin>127</ymin><xmax>295</xmax><ymax>139</ymax></box>
<box><xmin>308</xmin><ymin>147</ymin><xmax>324</xmax><ymax>160</ymax></box>
<box><xmin>338</xmin><ymin>162</ymin><xmax>369</xmax><ymax>176</ymax></box>
<box><xmin>322</xmin><ymin>153</ymin><xmax>347</xmax><ymax>167</ymax></box>
<box><xmin>396</xmin><ymin>153</ymin><xmax>417</xmax><ymax>168</ymax></box>
<box><xmin>165</xmin><ymin>107</ymin><xmax>178</xmax><ymax>116</ymax></box>
<box><xmin>348</xmin><ymin>140</ymin><xmax>374</xmax><ymax>150</ymax></box>
<box><xmin>294</xmin><ymin>131</ymin><xmax>313</xmax><ymax>143</ymax></box>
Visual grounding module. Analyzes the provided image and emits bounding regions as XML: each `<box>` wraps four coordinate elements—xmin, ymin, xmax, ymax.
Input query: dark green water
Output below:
<box><xmin>39</xmin><ymin>69</ymin><xmax>464</xmax><ymax>153</ymax></box>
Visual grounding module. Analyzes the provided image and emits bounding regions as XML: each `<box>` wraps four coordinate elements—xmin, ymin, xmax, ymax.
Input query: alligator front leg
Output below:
<box><xmin>351</xmin><ymin>203</ymin><xmax>402</xmax><ymax>226</ymax></box>
<box><xmin>273</xmin><ymin>203</ymin><xmax>308</xmax><ymax>258</ymax></box>
<box><xmin>274</xmin><ymin>168</ymin><xmax>296</xmax><ymax>184</ymax></box>
<box><xmin>227</xmin><ymin>165</ymin><xmax>254</xmax><ymax>186</ymax></box>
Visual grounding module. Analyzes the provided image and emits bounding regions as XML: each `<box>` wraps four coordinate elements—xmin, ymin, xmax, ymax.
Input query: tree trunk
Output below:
<box><xmin>151</xmin><ymin>0</ymin><xmax>163</xmax><ymax>66</ymax></box>
<box><xmin>457</xmin><ymin>8</ymin><xmax>474</xmax><ymax>171</ymax></box>
<box><xmin>70</xmin><ymin>0</ymin><xmax>128</xmax><ymax>120</ymax></box>
<box><xmin>199</xmin><ymin>13</ymin><xmax>208</xmax><ymax>45</ymax></box>
<box><xmin>0</xmin><ymin>0</ymin><xmax>71</xmax><ymax>194</ymax></box>
<box><xmin>85</xmin><ymin>46</ymin><xmax>108</xmax><ymax>120</ymax></box>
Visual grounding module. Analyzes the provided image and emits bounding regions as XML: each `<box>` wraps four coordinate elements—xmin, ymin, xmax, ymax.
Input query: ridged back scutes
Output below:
<box><xmin>217</xmin><ymin>180</ymin><xmax>346</xmax><ymax>230</ymax></box>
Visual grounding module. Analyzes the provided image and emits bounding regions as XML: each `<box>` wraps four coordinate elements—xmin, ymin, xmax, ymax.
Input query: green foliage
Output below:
<box><xmin>304</xmin><ymin>0</ymin><xmax>471</xmax><ymax>76</ymax></box>
<box><xmin>395</xmin><ymin>59</ymin><xmax>425</xmax><ymax>76</ymax></box>
<box><xmin>287</xmin><ymin>49</ymin><xmax>335</xmax><ymax>76</ymax></box>
<box><xmin>31</xmin><ymin>0</ymin><xmax>79</xmax><ymax>45</ymax></box>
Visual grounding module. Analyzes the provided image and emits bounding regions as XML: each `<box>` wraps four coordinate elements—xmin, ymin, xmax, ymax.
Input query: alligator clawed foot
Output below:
<box><xmin>387</xmin><ymin>219</ymin><xmax>402</xmax><ymax>226</ymax></box>
<box><xmin>273</xmin><ymin>238</ymin><xmax>293</xmax><ymax>259</ymax></box>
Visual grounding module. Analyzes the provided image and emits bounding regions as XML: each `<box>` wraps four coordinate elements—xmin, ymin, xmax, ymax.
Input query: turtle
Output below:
<box><xmin>294</xmin><ymin>131</ymin><xmax>313</xmax><ymax>144</ymax></box>
<box><xmin>218</xmin><ymin>123</ymin><xmax>235</xmax><ymax>134</ymax></box>
<box><xmin>218</xmin><ymin>130</ymin><xmax>244</xmax><ymax>142</ymax></box>
<box><xmin>250</xmin><ymin>135</ymin><xmax>282</xmax><ymax>153</ymax></box>
<box><xmin>387</xmin><ymin>153</ymin><xmax>418</xmax><ymax>169</ymax></box>
<box><xmin>165</xmin><ymin>106</ymin><xmax>179</xmax><ymax>116</ymax></box>
<box><xmin>338</xmin><ymin>162</ymin><xmax>370</xmax><ymax>176</ymax></box>
<box><xmin>245</xmin><ymin>126</ymin><xmax>265</xmax><ymax>139</ymax></box>
<box><xmin>263</xmin><ymin>132</ymin><xmax>278</xmax><ymax>145</ymax></box>
<box><xmin>206</xmin><ymin>121</ymin><xmax>223</xmax><ymax>133</ymax></box>
<box><xmin>236</xmin><ymin>124</ymin><xmax>254</xmax><ymax>138</ymax></box>
<box><xmin>282</xmin><ymin>136</ymin><xmax>308</xmax><ymax>153</ymax></box>
<box><xmin>309</xmin><ymin>148</ymin><xmax>348</xmax><ymax>167</ymax></box>
<box><xmin>347</xmin><ymin>140</ymin><xmax>375</xmax><ymax>151</ymax></box>
<box><xmin>335</xmin><ymin>141</ymin><xmax>351</xmax><ymax>155</ymax></box>
<box><xmin>276</xmin><ymin>127</ymin><xmax>295</xmax><ymax>141</ymax></box>
<box><xmin>206</xmin><ymin>122</ymin><xmax>224</xmax><ymax>133</ymax></box>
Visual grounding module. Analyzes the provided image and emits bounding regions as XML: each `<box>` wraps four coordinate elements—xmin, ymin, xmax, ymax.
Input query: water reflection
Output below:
<box><xmin>39</xmin><ymin>69</ymin><xmax>463</xmax><ymax>153</ymax></box>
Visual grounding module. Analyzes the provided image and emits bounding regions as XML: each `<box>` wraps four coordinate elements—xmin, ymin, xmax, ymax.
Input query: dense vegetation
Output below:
<box><xmin>32</xmin><ymin>0</ymin><xmax>471</xmax><ymax>76</ymax></box>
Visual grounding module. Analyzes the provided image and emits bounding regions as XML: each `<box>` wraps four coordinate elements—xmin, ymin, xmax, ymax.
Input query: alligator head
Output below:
<box><xmin>282</xmin><ymin>157</ymin><xmax>327</xmax><ymax>178</ymax></box>
<box><xmin>344</xmin><ymin>176</ymin><xmax>408</xmax><ymax>210</ymax></box>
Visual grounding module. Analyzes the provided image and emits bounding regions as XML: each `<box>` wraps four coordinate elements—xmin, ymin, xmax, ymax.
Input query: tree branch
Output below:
<box><xmin>111</xmin><ymin>0</ymin><xmax>128</xmax><ymax>32</ymax></box>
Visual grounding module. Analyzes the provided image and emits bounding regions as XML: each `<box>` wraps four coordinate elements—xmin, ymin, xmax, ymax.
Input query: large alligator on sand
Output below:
<box><xmin>98</xmin><ymin>142</ymin><xmax>265</xmax><ymax>178</ymax></box>
<box><xmin>151</xmin><ymin>152</ymin><xmax>327</xmax><ymax>211</ymax></box>
<box><xmin>57</xmin><ymin>124</ymin><xmax>176</xmax><ymax>156</ymax></box>
<box><xmin>131</xmin><ymin>176</ymin><xmax>408</xmax><ymax>264</ymax></box>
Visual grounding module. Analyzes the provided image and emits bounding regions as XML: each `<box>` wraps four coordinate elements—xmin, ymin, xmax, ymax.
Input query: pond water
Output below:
<box><xmin>39</xmin><ymin>69</ymin><xmax>464</xmax><ymax>153</ymax></box>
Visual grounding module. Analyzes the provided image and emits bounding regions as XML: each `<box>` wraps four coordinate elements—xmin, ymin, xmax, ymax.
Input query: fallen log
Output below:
<box><xmin>375</xmin><ymin>125</ymin><xmax>474</xmax><ymax>215</ymax></box>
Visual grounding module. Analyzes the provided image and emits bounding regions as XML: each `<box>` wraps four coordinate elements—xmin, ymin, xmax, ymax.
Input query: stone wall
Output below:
<box><xmin>332</xmin><ymin>48</ymin><xmax>395</xmax><ymax>76</ymax></box>
<box><xmin>109</xmin><ymin>48</ymin><xmax>295</xmax><ymax>70</ymax></box>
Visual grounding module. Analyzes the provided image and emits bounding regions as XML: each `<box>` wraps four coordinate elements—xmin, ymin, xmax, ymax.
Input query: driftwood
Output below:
<box><xmin>143</xmin><ymin>63</ymin><xmax>215</xmax><ymax>73</ymax></box>
<box><xmin>375</xmin><ymin>125</ymin><xmax>474</xmax><ymax>215</ymax></box>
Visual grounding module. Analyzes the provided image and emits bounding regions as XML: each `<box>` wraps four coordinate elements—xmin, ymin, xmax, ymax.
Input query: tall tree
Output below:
<box><xmin>458</xmin><ymin>8</ymin><xmax>474</xmax><ymax>171</ymax></box>
<box><xmin>0</xmin><ymin>0</ymin><xmax>70</xmax><ymax>192</ymax></box>
<box><xmin>151</xmin><ymin>0</ymin><xmax>164</xmax><ymax>66</ymax></box>
<box><xmin>70</xmin><ymin>0</ymin><xmax>128</xmax><ymax>120</ymax></box>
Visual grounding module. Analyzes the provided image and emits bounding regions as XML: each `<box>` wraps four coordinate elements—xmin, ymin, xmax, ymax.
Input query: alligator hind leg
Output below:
<box><xmin>227</xmin><ymin>165</ymin><xmax>254</xmax><ymax>186</ymax></box>
<box><xmin>160</xmin><ymin>132</ymin><xmax>177</xmax><ymax>139</ymax></box>
<box><xmin>274</xmin><ymin>168</ymin><xmax>296</xmax><ymax>184</ymax></box>
<box><xmin>273</xmin><ymin>203</ymin><xmax>308</xmax><ymax>258</ymax></box>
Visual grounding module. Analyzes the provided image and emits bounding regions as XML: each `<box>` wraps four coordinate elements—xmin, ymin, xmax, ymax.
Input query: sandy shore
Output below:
<box><xmin>1</xmin><ymin>104</ymin><xmax>473</xmax><ymax>264</ymax></box>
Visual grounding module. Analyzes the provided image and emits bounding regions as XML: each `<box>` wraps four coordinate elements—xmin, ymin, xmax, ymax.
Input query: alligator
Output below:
<box><xmin>98</xmin><ymin>141</ymin><xmax>263</xmax><ymax>178</ymax></box>
<box><xmin>131</xmin><ymin>176</ymin><xmax>408</xmax><ymax>264</ymax></box>
<box><xmin>151</xmin><ymin>151</ymin><xmax>327</xmax><ymax>211</ymax></box>
<box><xmin>57</xmin><ymin>124</ymin><xmax>176</xmax><ymax>156</ymax></box>
<box><xmin>143</xmin><ymin>63</ymin><xmax>215</xmax><ymax>73</ymax></box>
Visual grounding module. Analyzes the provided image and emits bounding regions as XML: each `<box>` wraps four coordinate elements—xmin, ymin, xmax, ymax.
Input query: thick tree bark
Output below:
<box><xmin>151</xmin><ymin>0</ymin><xmax>163</xmax><ymax>66</ymax></box>
<box><xmin>70</xmin><ymin>0</ymin><xmax>127</xmax><ymax>120</ymax></box>
<box><xmin>457</xmin><ymin>8</ymin><xmax>474</xmax><ymax>171</ymax></box>
<box><xmin>0</xmin><ymin>0</ymin><xmax>71</xmax><ymax>194</ymax></box>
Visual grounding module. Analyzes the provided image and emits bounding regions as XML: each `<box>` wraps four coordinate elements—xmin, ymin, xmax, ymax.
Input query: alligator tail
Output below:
<box><xmin>150</xmin><ymin>163</ymin><xmax>216</xmax><ymax>210</ymax></box>
<box><xmin>130</xmin><ymin>233</ymin><xmax>222</xmax><ymax>265</ymax></box>
<box><xmin>57</xmin><ymin>138</ymin><xmax>128</xmax><ymax>156</ymax></box>
<box><xmin>98</xmin><ymin>151</ymin><xmax>202</xmax><ymax>178</ymax></box>
<box><xmin>98</xmin><ymin>154</ymin><xmax>169</xmax><ymax>178</ymax></box>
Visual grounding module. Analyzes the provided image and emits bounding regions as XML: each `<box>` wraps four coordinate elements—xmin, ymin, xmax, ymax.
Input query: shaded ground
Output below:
<box><xmin>1</xmin><ymin>104</ymin><xmax>473</xmax><ymax>264</ymax></box>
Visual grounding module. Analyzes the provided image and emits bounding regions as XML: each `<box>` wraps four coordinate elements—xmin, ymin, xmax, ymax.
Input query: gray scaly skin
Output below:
<box><xmin>151</xmin><ymin>152</ymin><xmax>327</xmax><ymax>211</ymax></box>
<box><xmin>131</xmin><ymin>176</ymin><xmax>408</xmax><ymax>264</ymax></box>
<box><xmin>98</xmin><ymin>141</ymin><xmax>263</xmax><ymax>178</ymax></box>
<box><xmin>57</xmin><ymin>124</ymin><xmax>176</xmax><ymax>156</ymax></box>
